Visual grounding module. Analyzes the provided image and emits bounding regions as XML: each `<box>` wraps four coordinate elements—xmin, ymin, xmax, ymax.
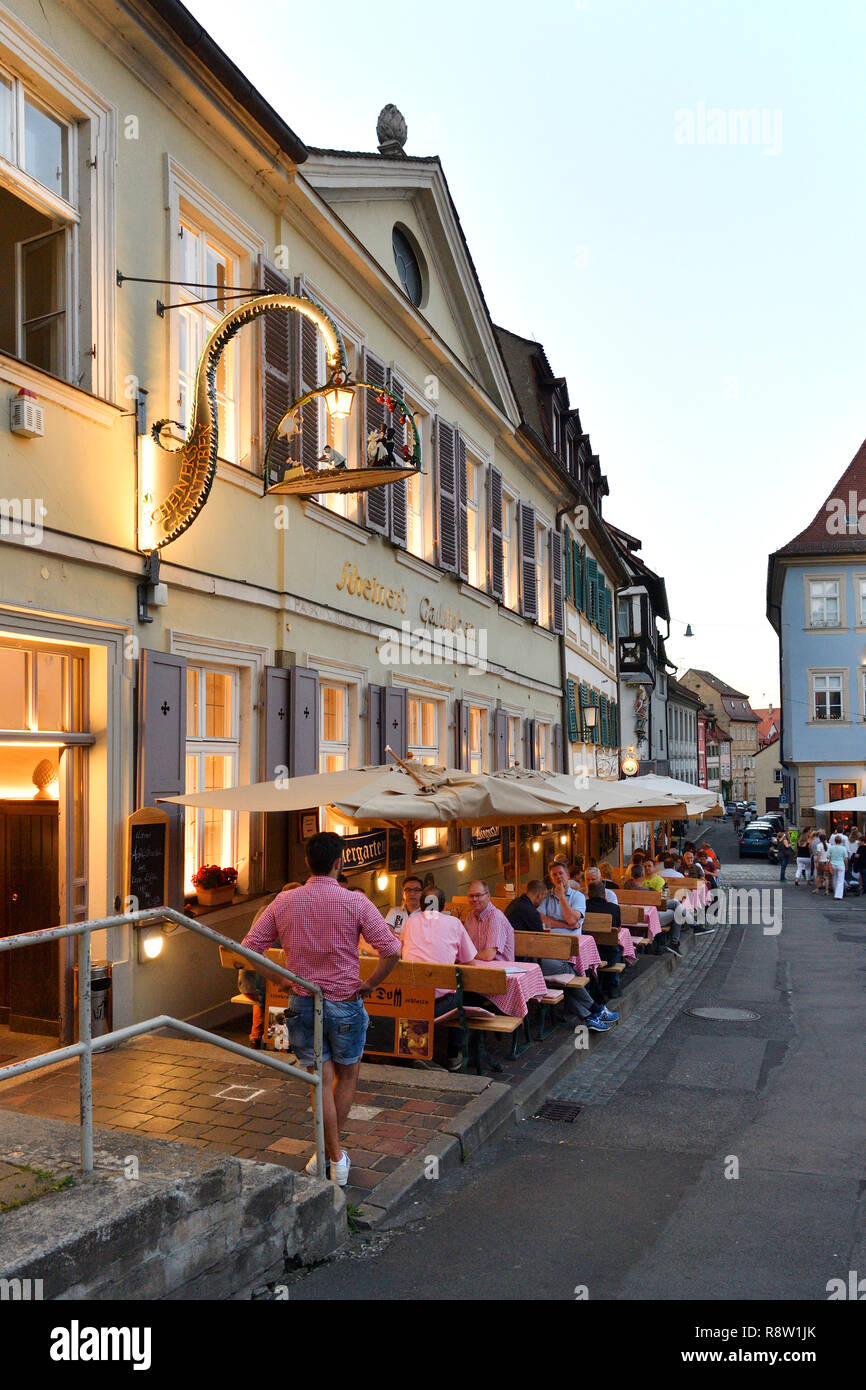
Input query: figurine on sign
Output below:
<box><xmin>317</xmin><ymin>446</ymin><xmax>348</xmax><ymax>472</ymax></box>
<box><xmin>366</xmin><ymin>426</ymin><xmax>389</xmax><ymax>464</ymax></box>
<box><xmin>277</xmin><ymin>410</ymin><xmax>301</xmax><ymax>443</ymax></box>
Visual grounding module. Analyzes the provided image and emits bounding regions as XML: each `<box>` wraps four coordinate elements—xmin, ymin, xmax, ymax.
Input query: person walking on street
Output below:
<box><xmin>241</xmin><ymin>831</ymin><xmax>401</xmax><ymax>1186</ymax></box>
<box><xmin>775</xmin><ymin>829</ymin><xmax>792</xmax><ymax>882</ymax></box>
<box><xmin>828</xmin><ymin>834</ymin><xmax>848</xmax><ymax>900</ymax></box>
<box><xmin>794</xmin><ymin>833</ymin><xmax>812</xmax><ymax>886</ymax></box>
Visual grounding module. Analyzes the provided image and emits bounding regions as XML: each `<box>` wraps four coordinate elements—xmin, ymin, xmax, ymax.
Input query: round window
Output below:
<box><xmin>392</xmin><ymin>225</ymin><xmax>424</xmax><ymax>307</ymax></box>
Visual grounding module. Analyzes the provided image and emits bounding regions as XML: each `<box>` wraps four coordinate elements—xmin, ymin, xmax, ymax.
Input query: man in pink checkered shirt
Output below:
<box><xmin>463</xmin><ymin>880</ymin><xmax>515</xmax><ymax>961</ymax></box>
<box><xmin>242</xmin><ymin>831</ymin><xmax>399</xmax><ymax>1187</ymax></box>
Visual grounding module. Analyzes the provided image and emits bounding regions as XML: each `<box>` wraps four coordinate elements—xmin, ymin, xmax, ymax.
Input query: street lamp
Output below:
<box><xmin>584</xmin><ymin>706</ymin><xmax>598</xmax><ymax>732</ymax></box>
<box><xmin>323</xmin><ymin>376</ymin><xmax>356</xmax><ymax>421</ymax></box>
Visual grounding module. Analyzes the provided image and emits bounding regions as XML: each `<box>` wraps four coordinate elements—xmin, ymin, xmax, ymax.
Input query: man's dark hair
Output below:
<box><xmin>306</xmin><ymin>831</ymin><xmax>345</xmax><ymax>876</ymax></box>
<box><xmin>587</xmin><ymin>880</ymin><xmax>606</xmax><ymax>899</ymax></box>
<box><xmin>663</xmin><ymin>856</ymin><xmax>675</xmax><ymax>868</ymax></box>
<box><xmin>402</xmin><ymin>875</ymin><xmax>423</xmax><ymax>891</ymax></box>
<box><xmin>630</xmin><ymin>862</ymin><xmax>645</xmax><ymax>880</ymax></box>
<box><xmin>526</xmin><ymin>878</ymin><xmax>546</xmax><ymax>895</ymax></box>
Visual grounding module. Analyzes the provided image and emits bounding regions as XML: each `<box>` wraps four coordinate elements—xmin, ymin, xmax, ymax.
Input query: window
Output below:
<box><xmin>392</xmin><ymin>225</ymin><xmax>424</xmax><ymax>307</ymax></box>
<box><xmin>320</xmin><ymin>681</ymin><xmax>350</xmax><ymax>772</ymax></box>
<box><xmin>813</xmin><ymin>673</ymin><xmax>843</xmax><ymax>721</ymax></box>
<box><xmin>534</xmin><ymin>721</ymin><xmax>551</xmax><ymax>772</ymax></box>
<box><xmin>408</xmin><ymin>695</ymin><xmax>443</xmax><ymax>849</ymax></box>
<box><xmin>507</xmin><ymin>714</ymin><xmax>521</xmax><ymax>768</ymax></box>
<box><xmin>184</xmin><ymin>666</ymin><xmax>239</xmax><ymax>891</ymax></box>
<box><xmin>468</xmin><ymin>704</ymin><xmax>488</xmax><ymax>774</ymax></box>
<box><xmin>536</xmin><ymin>522</ymin><xmax>550</xmax><ymax>627</ymax></box>
<box><xmin>502</xmin><ymin>488</ymin><xmax>519</xmax><ymax>610</ymax></box>
<box><xmin>177</xmin><ymin>218</ymin><xmax>241</xmax><ymax>464</ymax></box>
<box><xmin>859</xmin><ymin>579</ymin><xmax>866</xmax><ymax>627</ymax></box>
<box><xmin>466</xmin><ymin>456</ymin><xmax>487</xmax><ymax>589</ymax></box>
<box><xmin>808</xmin><ymin>579</ymin><xmax>840</xmax><ymax>628</ymax></box>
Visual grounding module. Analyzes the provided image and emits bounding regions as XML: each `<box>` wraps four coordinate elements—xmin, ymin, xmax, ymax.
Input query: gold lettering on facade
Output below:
<box><xmin>336</xmin><ymin>562</ymin><xmax>407</xmax><ymax>614</ymax></box>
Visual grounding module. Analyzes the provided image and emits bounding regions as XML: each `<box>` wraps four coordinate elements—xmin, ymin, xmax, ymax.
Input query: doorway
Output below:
<box><xmin>827</xmin><ymin>783</ymin><xmax>859</xmax><ymax>835</ymax></box>
<box><xmin>0</xmin><ymin>800</ymin><xmax>60</xmax><ymax>1034</ymax></box>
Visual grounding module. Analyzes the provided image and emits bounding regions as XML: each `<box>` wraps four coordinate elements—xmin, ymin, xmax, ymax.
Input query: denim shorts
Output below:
<box><xmin>286</xmin><ymin>995</ymin><xmax>369</xmax><ymax>1066</ymax></box>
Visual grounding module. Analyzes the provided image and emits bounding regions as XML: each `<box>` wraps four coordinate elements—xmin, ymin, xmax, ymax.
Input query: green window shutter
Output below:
<box><xmin>610</xmin><ymin>699</ymin><xmax>618</xmax><ymax>745</ymax></box>
<box><xmin>592</xmin><ymin>690</ymin><xmax>600</xmax><ymax>744</ymax></box>
<box><xmin>586</xmin><ymin>558</ymin><xmax>598</xmax><ymax>623</ymax></box>
<box><xmin>578</xmin><ymin>681</ymin><xmax>589</xmax><ymax>739</ymax></box>
<box><xmin>602</xmin><ymin>694</ymin><xmax>610</xmax><ymax>747</ymax></box>
<box><xmin>564</xmin><ymin>531</ymin><xmax>572</xmax><ymax>602</ymax></box>
<box><xmin>566</xmin><ymin>678</ymin><xmax>579</xmax><ymax>742</ymax></box>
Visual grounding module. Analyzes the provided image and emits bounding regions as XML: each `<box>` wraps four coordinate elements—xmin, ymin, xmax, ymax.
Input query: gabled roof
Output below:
<box><xmin>688</xmin><ymin>669</ymin><xmax>747</xmax><ymax>699</ymax></box>
<box><xmin>775</xmin><ymin>438</ymin><xmax>866</xmax><ymax>556</ymax></box>
<box><xmin>683</xmin><ymin>671</ymin><xmax>761</xmax><ymax>724</ymax></box>
<box><xmin>668</xmin><ymin>676</ymin><xmax>704</xmax><ymax>707</ymax></box>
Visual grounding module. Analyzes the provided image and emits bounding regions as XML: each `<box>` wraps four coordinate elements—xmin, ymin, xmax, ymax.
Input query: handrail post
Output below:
<box><xmin>313</xmin><ymin>988</ymin><xmax>326</xmax><ymax>1178</ymax></box>
<box><xmin>79</xmin><ymin>926</ymin><xmax>94</xmax><ymax>1174</ymax></box>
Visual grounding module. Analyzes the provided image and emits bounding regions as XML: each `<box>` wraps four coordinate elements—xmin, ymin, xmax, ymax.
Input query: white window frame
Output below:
<box><xmin>165</xmin><ymin>158</ymin><xmax>265</xmax><ymax>473</ymax></box>
<box><xmin>465</xmin><ymin>451</ymin><xmax>487</xmax><ymax>590</ymax></box>
<box><xmin>804</xmin><ymin>573</ymin><xmax>844</xmax><ymax>630</ymax></box>
<box><xmin>534</xmin><ymin>718</ymin><xmax>552</xmax><ymax>772</ymax></box>
<box><xmin>407</xmin><ymin>690</ymin><xmax>445</xmax><ymax>849</ymax></box>
<box><xmin>857</xmin><ymin>575</ymin><xmax>866</xmax><ymax>628</ymax></box>
<box><xmin>810</xmin><ymin>669</ymin><xmax>846</xmax><ymax>723</ymax></box>
<box><xmin>319</xmin><ymin>679</ymin><xmax>351</xmax><ymax>773</ymax></box>
<box><xmin>299</xmin><ymin>278</ymin><xmax>365</xmax><ymax>523</ymax></box>
<box><xmin>465</xmin><ymin>700</ymin><xmax>491</xmax><ymax>774</ymax></box>
<box><xmin>0</xmin><ymin>12</ymin><xmax>116</xmax><ymax>397</ymax></box>
<box><xmin>506</xmin><ymin>712</ymin><xmax>522</xmax><ymax>768</ymax></box>
<box><xmin>184</xmin><ymin>663</ymin><xmax>241</xmax><ymax>894</ymax></box>
<box><xmin>501</xmin><ymin>484</ymin><xmax>519</xmax><ymax>611</ymax></box>
<box><xmin>393</xmin><ymin>370</ymin><xmax>434</xmax><ymax>563</ymax></box>
<box><xmin>308</xmin><ymin>658</ymin><xmax>363</xmax><ymax>836</ymax></box>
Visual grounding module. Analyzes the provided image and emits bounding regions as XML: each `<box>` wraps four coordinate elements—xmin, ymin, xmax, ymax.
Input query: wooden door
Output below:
<box><xmin>0</xmin><ymin>801</ymin><xmax>60</xmax><ymax>1035</ymax></box>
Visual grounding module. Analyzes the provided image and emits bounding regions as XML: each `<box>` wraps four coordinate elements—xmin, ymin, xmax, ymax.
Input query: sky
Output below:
<box><xmin>188</xmin><ymin>0</ymin><xmax>866</xmax><ymax>706</ymax></box>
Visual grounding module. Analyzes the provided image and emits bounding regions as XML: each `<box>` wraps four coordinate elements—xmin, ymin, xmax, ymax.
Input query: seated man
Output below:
<box><xmin>505</xmin><ymin>879</ymin><xmax>550</xmax><ymax>933</ymax></box>
<box><xmin>583</xmin><ymin>881</ymin><xmax>625</xmax><ymax>998</ymax></box>
<box><xmin>696</xmin><ymin>850</ymin><xmax>718</xmax><ymax>889</ymax></box>
<box><xmin>585</xmin><ymin>865</ymin><xmax>618</xmax><ymax>904</ymax></box>
<box><xmin>385</xmin><ymin>874</ymin><xmax>423</xmax><ymax>935</ymax></box>
<box><xmin>639</xmin><ymin>858</ymin><xmax>667</xmax><ymax>894</ymax></box>
<box><xmin>539</xmin><ymin>861</ymin><xmax>586</xmax><ymax>933</ymax></box>
<box><xmin>658</xmin><ymin>856</ymin><xmax>684</xmax><ymax>879</ymax></box>
<box><xmin>511</xmin><ymin>879</ymin><xmax>615</xmax><ymax>1031</ymax></box>
<box><xmin>401</xmin><ymin>905</ymin><xmax>477</xmax><ymax>1070</ymax></box>
<box><xmin>464</xmin><ymin>880</ymin><xmax>514</xmax><ymax>961</ymax></box>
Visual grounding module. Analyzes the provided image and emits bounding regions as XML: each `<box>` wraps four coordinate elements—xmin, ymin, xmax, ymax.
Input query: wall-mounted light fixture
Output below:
<box><xmin>137</xmin><ymin>925</ymin><xmax>164</xmax><ymax>963</ymax></box>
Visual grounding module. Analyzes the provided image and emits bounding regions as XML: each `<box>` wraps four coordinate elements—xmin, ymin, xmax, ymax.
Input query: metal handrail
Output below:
<box><xmin>0</xmin><ymin>906</ymin><xmax>326</xmax><ymax>1179</ymax></box>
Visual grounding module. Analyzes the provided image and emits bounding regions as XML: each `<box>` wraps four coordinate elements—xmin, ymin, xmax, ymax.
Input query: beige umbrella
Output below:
<box><xmin>623</xmin><ymin>774</ymin><xmax>724</xmax><ymax>819</ymax></box>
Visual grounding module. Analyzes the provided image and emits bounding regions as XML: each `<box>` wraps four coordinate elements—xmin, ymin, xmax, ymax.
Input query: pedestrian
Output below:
<box><xmin>733</xmin><ymin>810</ymin><xmax>742</xmax><ymax>836</ymax></box>
<box><xmin>774</xmin><ymin>830</ymin><xmax>792</xmax><ymax>882</ymax></box>
<box><xmin>794</xmin><ymin>834</ymin><xmax>812</xmax><ymax>887</ymax></box>
<box><xmin>828</xmin><ymin>834</ymin><xmax>848</xmax><ymax>900</ymax></box>
<box><xmin>241</xmin><ymin>831</ymin><xmax>401</xmax><ymax>1186</ymax></box>
<box><xmin>812</xmin><ymin>834</ymin><xmax>830</xmax><ymax>895</ymax></box>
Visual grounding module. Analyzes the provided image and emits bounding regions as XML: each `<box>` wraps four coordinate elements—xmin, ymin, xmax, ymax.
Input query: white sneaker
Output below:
<box><xmin>330</xmin><ymin>1150</ymin><xmax>351</xmax><ymax>1187</ymax></box>
<box><xmin>304</xmin><ymin>1152</ymin><xmax>321</xmax><ymax>1178</ymax></box>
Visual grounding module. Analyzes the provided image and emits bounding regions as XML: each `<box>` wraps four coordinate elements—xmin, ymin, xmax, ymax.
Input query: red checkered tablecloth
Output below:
<box><xmin>482</xmin><ymin>961</ymin><xmax>548</xmax><ymax>1019</ymax></box>
<box><xmin>569</xmin><ymin>934</ymin><xmax>602</xmax><ymax>974</ymax></box>
<box><xmin>618</xmin><ymin>926</ymin><xmax>637</xmax><ymax>964</ymax></box>
<box><xmin>638</xmin><ymin>905</ymin><xmax>662</xmax><ymax>941</ymax></box>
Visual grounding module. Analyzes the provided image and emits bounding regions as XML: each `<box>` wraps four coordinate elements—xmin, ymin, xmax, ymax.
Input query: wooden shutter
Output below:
<box><xmin>610</xmin><ymin>698</ymin><xmax>618</xmax><ymax>746</ymax></box>
<box><xmin>136</xmin><ymin>649</ymin><xmax>187</xmax><ymax>910</ymax></box>
<box><xmin>489</xmin><ymin>467</ymin><xmax>504</xmax><ymax>601</ymax></box>
<box><xmin>600</xmin><ymin>693</ymin><xmax>609</xmax><ymax>748</ymax></box>
<box><xmin>454</xmin><ymin>699</ymin><xmax>470</xmax><ymax>769</ymax></box>
<box><xmin>388</xmin><ymin>369</ymin><xmax>408</xmax><ymax>548</ymax></box>
<box><xmin>578</xmin><ymin>682</ymin><xmax>589</xmax><ymax>740</ymax></box>
<box><xmin>552</xmin><ymin>722</ymin><xmax>563</xmax><ymax>773</ymax></box>
<box><xmin>367</xmin><ymin>683</ymin><xmax>383</xmax><ymax>764</ymax></box>
<box><xmin>260</xmin><ymin>258</ymin><xmax>291</xmax><ymax>480</ymax></box>
<box><xmin>586</xmin><ymin>557</ymin><xmax>598</xmax><ymax>624</ymax></box>
<box><xmin>457</xmin><ymin>432</ymin><xmax>469</xmax><ymax>582</ymax></box>
<box><xmin>519</xmin><ymin>502</ymin><xmax>537</xmax><ymax>620</ymax></box>
<box><xmin>363</xmin><ymin>347</ymin><xmax>390</xmax><ymax>535</ymax></box>
<box><xmin>524</xmin><ymin>718</ymin><xmax>536</xmax><ymax>770</ymax></box>
<box><xmin>435</xmin><ymin>418</ymin><xmax>459</xmax><ymax>573</ymax></box>
<box><xmin>566</xmin><ymin>678</ymin><xmax>579</xmax><ymax>743</ymax></box>
<box><xmin>574</xmin><ymin>543</ymin><xmax>585</xmax><ymax>612</ymax></box>
<box><xmin>294</xmin><ymin>277</ymin><xmax>320</xmax><ymax>472</ymax></box>
<box><xmin>289</xmin><ymin>666</ymin><xmax>319</xmax><ymax>777</ymax></box>
<box><xmin>493</xmin><ymin>708</ymin><xmax>508</xmax><ymax>770</ymax></box>
<box><xmin>591</xmin><ymin>691</ymin><xmax>600</xmax><ymax>745</ymax></box>
<box><xmin>382</xmin><ymin>686</ymin><xmax>408</xmax><ymax>760</ymax></box>
<box><xmin>262</xmin><ymin>666</ymin><xmax>291</xmax><ymax>891</ymax></box>
<box><xmin>564</xmin><ymin>530</ymin><xmax>572</xmax><ymax>603</ymax></box>
<box><xmin>551</xmin><ymin>529</ymin><xmax>564</xmax><ymax>635</ymax></box>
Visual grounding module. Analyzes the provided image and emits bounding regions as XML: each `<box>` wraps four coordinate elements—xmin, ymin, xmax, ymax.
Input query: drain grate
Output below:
<box><xmin>686</xmin><ymin>1006</ymin><xmax>761</xmax><ymax>1022</ymax></box>
<box><xmin>534</xmin><ymin>1099</ymin><xmax>583</xmax><ymax>1123</ymax></box>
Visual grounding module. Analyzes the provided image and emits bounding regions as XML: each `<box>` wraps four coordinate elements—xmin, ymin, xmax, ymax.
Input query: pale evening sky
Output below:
<box><xmin>187</xmin><ymin>0</ymin><xmax>866</xmax><ymax>706</ymax></box>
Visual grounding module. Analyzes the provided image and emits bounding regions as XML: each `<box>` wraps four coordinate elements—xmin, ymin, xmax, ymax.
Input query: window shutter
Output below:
<box><xmin>489</xmin><ymin>467</ymin><xmax>504</xmax><ymax>601</ymax></box>
<box><xmin>578</xmin><ymin>681</ymin><xmax>589</xmax><ymax>740</ymax></box>
<box><xmin>552</xmin><ymin>722</ymin><xmax>563</xmax><ymax>773</ymax></box>
<box><xmin>600</xmin><ymin>693</ymin><xmax>609</xmax><ymax>748</ymax></box>
<box><xmin>585</xmin><ymin>558</ymin><xmax>598</xmax><ymax>624</ymax></box>
<box><xmin>260</xmin><ymin>258</ymin><xmax>291</xmax><ymax>480</ymax></box>
<box><xmin>367</xmin><ymin>683</ymin><xmax>383</xmax><ymax>763</ymax></box>
<box><xmin>388</xmin><ymin>370</ymin><xmax>408</xmax><ymax>548</ymax></box>
<box><xmin>363</xmin><ymin>348</ymin><xmax>390</xmax><ymax>535</ymax></box>
<box><xmin>591</xmin><ymin>691</ymin><xmax>600</xmax><ymax>745</ymax></box>
<box><xmin>136</xmin><ymin>649</ymin><xmax>187</xmax><ymax>910</ymax></box>
<box><xmin>383</xmin><ymin>686</ymin><xmax>408</xmax><ymax>761</ymax></box>
<box><xmin>454</xmin><ymin>699</ymin><xmax>470</xmax><ymax>769</ymax></box>
<box><xmin>566</xmin><ymin>678</ymin><xmax>579</xmax><ymax>743</ymax></box>
<box><xmin>493</xmin><ymin>708</ymin><xmax>508</xmax><ymax>770</ymax></box>
<box><xmin>519</xmin><ymin>502</ymin><xmax>537</xmax><ymax>620</ymax></box>
<box><xmin>262</xmin><ymin>666</ymin><xmax>291</xmax><ymax>890</ymax></box>
<box><xmin>524</xmin><ymin>718</ymin><xmax>537</xmax><ymax>770</ymax></box>
<box><xmin>289</xmin><ymin>666</ymin><xmax>319</xmax><ymax>777</ymax></box>
<box><xmin>575</xmin><ymin>544</ymin><xmax>585</xmax><ymax>612</ymax></box>
<box><xmin>551</xmin><ymin>530</ymin><xmax>564</xmax><ymax>635</ymax></box>
<box><xmin>435</xmin><ymin>418</ymin><xmax>459</xmax><ymax>573</ymax></box>
<box><xmin>457</xmin><ymin>432</ymin><xmax>469</xmax><ymax>582</ymax></box>
<box><xmin>610</xmin><ymin>699</ymin><xmax>618</xmax><ymax>747</ymax></box>
<box><xmin>564</xmin><ymin>530</ymin><xmax>572</xmax><ymax>603</ymax></box>
<box><xmin>293</xmin><ymin>277</ymin><xmax>320</xmax><ymax>472</ymax></box>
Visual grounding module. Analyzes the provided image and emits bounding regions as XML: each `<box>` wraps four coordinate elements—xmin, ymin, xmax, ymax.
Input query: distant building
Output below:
<box><xmin>753</xmin><ymin>736</ymin><xmax>784</xmax><ymax>817</ymax></box>
<box><xmin>608</xmin><ymin>526</ymin><xmax>674</xmax><ymax>776</ymax></box>
<box><xmin>767</xmin><ymin>438</ymin><xmax>866</xmax><ymax>829</ymax></box>
<box><xmin>754</xmin><ymin>707</ymin><xmax>781</xmax><ymax>749</ymax></box>
<box><xmin>679</xmin><ymin>670</ymin><xmax>760</xmax><ymax>802</ymax></box>
<box><xmin>667</xmin><ymin>677</ymin><xmax>702</xmax><ymax>783</ymax></box>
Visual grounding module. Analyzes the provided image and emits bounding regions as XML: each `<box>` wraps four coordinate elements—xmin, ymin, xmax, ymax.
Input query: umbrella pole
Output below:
<box><xmin>618</xmin><ymin>823</ymin><xmax>624</xmax><ymax>872</ymax></box>
<box><xmin>403</xmin><ymin>822</ymin><xmax>414</xmax><ymax>873</ymax></box>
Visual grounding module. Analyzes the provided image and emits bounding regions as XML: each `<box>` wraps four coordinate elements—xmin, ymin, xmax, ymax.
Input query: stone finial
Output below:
<box><xmin>377</xmin><ymin>104</ymin><xmax>408</xmax><ymax>157</ymax></box>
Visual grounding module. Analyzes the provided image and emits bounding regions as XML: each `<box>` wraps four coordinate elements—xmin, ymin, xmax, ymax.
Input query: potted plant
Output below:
<box><xmin>192</xmin><ymin>864</ymin><xmax>238</xmax><ymax>907</ymax></box>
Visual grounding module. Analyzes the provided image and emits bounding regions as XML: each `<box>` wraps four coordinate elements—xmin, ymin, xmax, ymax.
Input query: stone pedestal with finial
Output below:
<box><xmin>377</xmin><ymin>104</ymin><xmax>407</xmax><ymax>157</ymax></box>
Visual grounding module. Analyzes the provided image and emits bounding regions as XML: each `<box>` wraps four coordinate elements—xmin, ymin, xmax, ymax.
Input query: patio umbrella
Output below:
<box><xmin>622</xmin><ymin>774</ymin><xmax>724</xmax><ymax>819</ymax></box>
<box><xmin>810</xmin><ymin>796</ymin><xmax>866</xmax><ymax>812</ymax></box>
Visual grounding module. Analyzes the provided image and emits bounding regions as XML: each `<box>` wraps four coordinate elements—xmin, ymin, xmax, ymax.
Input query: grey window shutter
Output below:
<box><xmin>289</xmin><ymin>665</ymin><xmax>320</xmax><ymax>777</ymax></box>
<box><xmin>489</xmin><ymin>466</ymin><xmax>504</xmax><ymax>601</ymax></box>
<box><xmin>457</xmin><ymin>432</ymin><xmax>469</xmax><ymax>582</ymax></box>
<box><xmin>435</xmin><ymin>418</ymin><xmax>458</xmax><ymax>573</ymax></box>
<box><xmin>260</xmin><ymin>258</ymin><xmax>291</xmax><ymax>480</ymax></box>
<box><xmin>363</xmin><ymin>348</ymin><xmax>390</xmax><ymax>535</ymax></box>
<box><xmin>553</xmin><ymin>722</ymin><xmax>563</xmax><ymax>773</ymax></box>
<box><xmin>293</xmin><ymin>277</ymin><xmax>320</xmax><ymax>472</ymax></box>
<box><xmin>367</xmin><ymin>683</ymin><xmax>383</xmax><ymax>763</ymax></box>
<box><xmin>454</xmin><ymin>699</ymin><xmax>470</xmax><ymax>769</ymax></box>
<box><xmin>136</xmin><ymin>649</ymin><xmax>187</xmax><ymax>910</ymax></box>
<box><xmin>382</xmin><ymin>686</ymin><xmax>408</xmax><ymax>761</ymax></box>
<box><xmin>564</xmin><ymin>529</ymin><xmax>572</xmax><ymax>603</ymax></box>
<box><xmin>519</xmin><ymin>501</ymin><xmax>537</xmax><ymax>621</ymax></box>
<box><xmin>551</xmin><ymin>529</ymin><xmax>564</xmax><ymax>634</ymax></box>
<box><xmin>262</xmin><ymin>666</ymin><xmax>291</xmax><ymax>891</ymax></box>
<box><xmin>493</xmin><ymin>709</ymin><xmax>508</xmax><ymax>770</ymax></box>
<box><xmin>523</xmin><ymin>718</ymin><xmax>537</xmax><ymax>770</ymax></box>
<box><xmin>388</xmin><ymin>369</ymin><xmax>408</xmax><ymax>548</ymax></box>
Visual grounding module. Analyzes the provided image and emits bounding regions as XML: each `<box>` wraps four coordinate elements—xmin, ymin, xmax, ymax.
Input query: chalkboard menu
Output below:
<box><xmin>126</xmin><ymin>809</ymin><xmax>169</xmax><ymax>911</ymax></box>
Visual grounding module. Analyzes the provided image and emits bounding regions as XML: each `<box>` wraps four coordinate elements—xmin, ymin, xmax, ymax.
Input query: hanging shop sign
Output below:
<box><xmin>339</xmin><ymin>828</ymin><xmax>388</xmax><ymax>870</ymax></box>
<box><xmin>471</xmin><ymin>825</ymin><xmax>501</xmax><ymax>849</ymax></box>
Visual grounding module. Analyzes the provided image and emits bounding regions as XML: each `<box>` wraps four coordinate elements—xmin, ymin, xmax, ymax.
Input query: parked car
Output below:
<box><xmin>739</xmin><ymin>823</ymin><xmax>775</xmax><ymax>859</ymax></box>
<box><xmin>747</xmin><ymin>801</ymin><xmax>757</xmax><ymax>813</ymax></box>
<box><xmin>724</xmin><ymin>803</ymin><xmax>738</xmax><ymax>818</ymax></box>
<box><xmin>758</xmin><ymin>813</ymin><xmax>786</xmax><ymax>833</ymax></box>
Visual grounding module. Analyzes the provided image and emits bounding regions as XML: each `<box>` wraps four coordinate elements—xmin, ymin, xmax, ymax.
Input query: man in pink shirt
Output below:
<box><xmin>464</xmin><ymin>881</ymin><xmax>514</xmax><ymax>961</ymax></box>
<box><xmin>241</xmin><ymin>831</ymin><xmax>400</xmax><ymax>1187</ymax></box>
<box><xmin>401</xmin><ymin>908</ymin><xmax>477</xmax><ymax>1070</ymax></box>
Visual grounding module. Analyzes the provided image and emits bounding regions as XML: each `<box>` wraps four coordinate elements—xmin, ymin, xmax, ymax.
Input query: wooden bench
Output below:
<box><xmin>581</xmin><ymin>912</ymin><xmax>622</xmax><ymax>947</ymax></box>
<box><xmin>510</xmin><ymin>930</ymin><xmax>586</xmax><ymax>1036</ymax></box>
<box><xmin>616</xmin><ymin>889</ymin><xmax>664</xmax><ymax>909</ymax></box>
<box><xmin>218</xmin><ymin>946</ymin><xmax>521</xmax><ymax>1073</ymax></box>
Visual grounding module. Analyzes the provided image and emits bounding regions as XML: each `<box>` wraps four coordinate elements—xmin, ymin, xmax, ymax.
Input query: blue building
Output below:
<box><xmin>767</xmin><ymin>440</ymin><xmax>866</xmax><ymax>830</ymax></box>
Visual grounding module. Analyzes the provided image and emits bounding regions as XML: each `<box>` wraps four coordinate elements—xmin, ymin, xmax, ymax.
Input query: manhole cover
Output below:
<box><xmin>686</xmin><ymin>1007</ymin><xmax>761</xmax><ymax>1022</ymax></box>
<box><xmin>534</xmin><ymin>1100</ymin><xmax>583</xmax><ymax>1123</ymax></box>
